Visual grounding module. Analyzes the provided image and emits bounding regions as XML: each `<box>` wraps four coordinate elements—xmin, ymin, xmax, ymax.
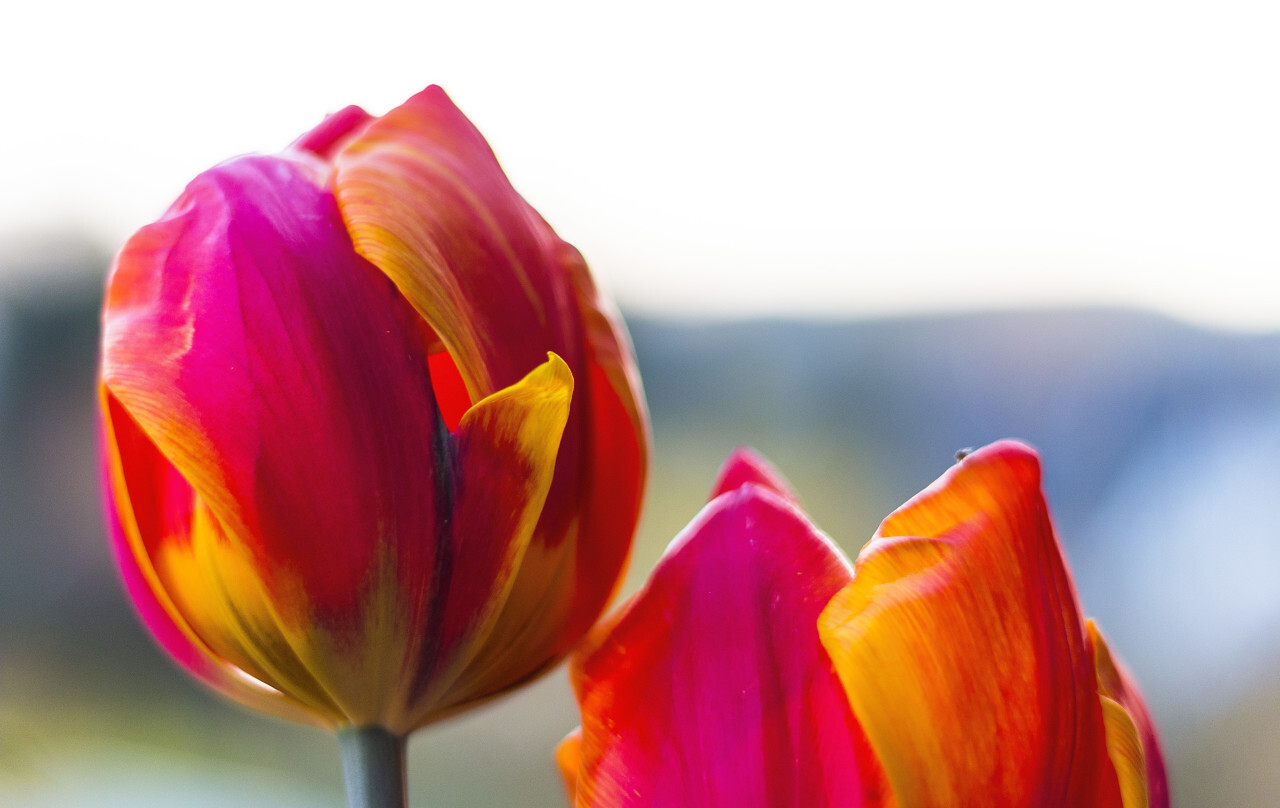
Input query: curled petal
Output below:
<box><xmin>1090</xmin><ymin>622</ymin><xmax>1170</xmax><ymax>808</ymax></box>
<box><xmin>818</xmin><ymin>441</ymin><xmax>1125</xmax><ymax>808</ymax></box>
<box><xmin>291</xmin><ymin>104</ymin><xmax>375</xmax><ymax>162</ymax></box>
<box><xmin>402</xmin><ymin>354</ymin><xmax>573</xmax><ymax>723</ymax></box>
<box><xmin>527</xmin><ymin>242</ymin><xmax>649</xmax><ymax>650</ymax></box>
<box><xmin>565</xmin><ymin>481</ymin><xmax>886</xmax><ymax>807</ymax></box>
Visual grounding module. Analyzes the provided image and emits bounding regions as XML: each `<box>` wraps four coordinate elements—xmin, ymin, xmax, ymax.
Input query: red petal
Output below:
<box><xmin>708</xmin><ymin>446</ymin><xmax>800</xmax><ymax>504</ymax></box>
<box><xmin>566</xmin><ymin>481</ymin><xmax>886</xmax><ymax>807</ymax></box>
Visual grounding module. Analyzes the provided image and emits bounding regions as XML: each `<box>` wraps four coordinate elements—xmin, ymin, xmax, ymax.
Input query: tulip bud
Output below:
<box><xmin>99</xmin><ymin>86</ymin><xmax>649</xmax><ymax>735</ymax></box>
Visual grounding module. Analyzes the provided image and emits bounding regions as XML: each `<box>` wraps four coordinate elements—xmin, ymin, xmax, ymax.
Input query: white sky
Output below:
<box><xmin>3</xmin><ymin>0</ymin><xmax>1279</xmax><ymax>329</ymax></box>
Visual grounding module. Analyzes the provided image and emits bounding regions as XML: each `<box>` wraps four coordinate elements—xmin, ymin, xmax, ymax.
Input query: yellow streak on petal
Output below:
<box><xmin>101</xmin><ymin>386</ymin><xmax>321</xmax><ymax>726</ymax></box>
<box><xmin>334</xmin><ymin>138</ymin><xmax>543</xmax><ymax>402</ymax></box>
<box><xmin>819</xmin><ymin>538</ymin><xmax>982</xmax><ymax>808</ymax></box>
<box><xmin>1098</xmin><ymin>697</ymin><xmax>1148</xmax><ymax>808</ymax></box>
<box><xmin>1091</xmin><ymin>622</ymin><xmax>1150</xmax><ymax>808</ymax></box>
<box><xmin>156</xmin><ymin>502</ymin><xmax>346</xmax><ymax>725</ymax></box>
<box><xmin>451</xmin><ymin>349</ymin><xmax>573</xmax><ymax>648</ymax></box>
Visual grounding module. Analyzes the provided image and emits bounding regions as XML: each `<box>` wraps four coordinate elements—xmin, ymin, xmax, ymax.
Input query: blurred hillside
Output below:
<box><xmin>2</xmin><ymin>246</ymin><xmax>1279</xmax><ymax>805</ymax></box>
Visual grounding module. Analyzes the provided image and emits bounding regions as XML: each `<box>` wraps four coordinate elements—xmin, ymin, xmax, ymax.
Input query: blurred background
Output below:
<box><xmin>3</xmin><ymin>0</ymin><xmax>1279</xmax><ymax>805</ymax></box>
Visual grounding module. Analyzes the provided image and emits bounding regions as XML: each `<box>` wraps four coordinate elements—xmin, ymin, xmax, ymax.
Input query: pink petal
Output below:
<box><xmin>708</xmin><ymin>446</ymin><xmax>800</xmax><ymax>504</ymax></box>
<box><xmin>565</xmin><ymin>480</ymin><xmax>886</xmax><ymax>807</ymax></box>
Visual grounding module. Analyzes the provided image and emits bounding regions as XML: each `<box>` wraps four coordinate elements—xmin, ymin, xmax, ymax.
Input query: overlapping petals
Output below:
<box><xmin>320</xmin><ymin>88</ymin><xmax>649</xmax><ymax>701</ymax></box>
<box><xmin>100</xmin><ymin>87</ymin><xmax>648</xmax><ymax>732</ymax></box>
<box><xmin>560</xmin><ymin>443</ymin><xmax>1167</xmax><ymax>807</ymax></box>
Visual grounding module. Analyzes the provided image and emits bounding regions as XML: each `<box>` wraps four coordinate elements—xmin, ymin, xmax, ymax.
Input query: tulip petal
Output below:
<box><xmin>817</xmin><ymin>441</ymin><xmax>1124</xmax><ymax>808</ymax></box>
<box><xmin>709</xmin><ymin>446</ymin><xmax>799</xmax><ymax>503</ymax></box>
<box><xmin>512</xmin><ymin>243</ymin><xmax>649</xmax><ymax>652</ymax></box>
<box><xmin>101</xmin><ymin>153</ymin><xmax>462</xmax><ymax>725</ymax></box>
<box><xmin>1098</xmin><ymin>694</ymin><xmax>1147</xmax><ymax>808</ymax></box>
<box><xmin>565</xmin><ymin>482</ymin><xmax>886</xmax><ymax>808</ymax></box>
<box><xmin>1090</xmin><ymin>621</ymin><xmax>1170</xmax><ymax>808</ymax></box>
<box><xmin>291</xmin><ymin>104</ymin><xmax>375</xmax><ymax>162</ymax></box>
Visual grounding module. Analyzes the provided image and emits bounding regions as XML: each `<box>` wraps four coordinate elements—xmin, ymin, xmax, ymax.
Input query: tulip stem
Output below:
<box><xmin>338</xmin><ymin>725</ymin><xmax>407</xmax><ymax>808</ymax></box>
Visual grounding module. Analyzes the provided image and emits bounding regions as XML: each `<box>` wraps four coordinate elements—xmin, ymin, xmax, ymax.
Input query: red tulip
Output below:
<box><xmin>559</xmin><ymin>442</ymin><xmax>1166</xmax><ymax>808</ymax></box>
<box><xmin>99</xmin><ymin>86</ymin><xmax>649</xmax><ymax>734</ymax></box>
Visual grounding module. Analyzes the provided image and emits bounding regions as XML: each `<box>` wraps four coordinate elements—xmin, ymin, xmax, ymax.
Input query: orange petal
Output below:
<box><xmin>332</xmin><ymin>86</ymin><xmax>584</xmax><ymax>399</ymax></box>
<box><xmin>556</xmin><ymin>729</ymin><xmax>583</xmax><ymax>806</ymax></box>
<box><xmin>818</xmin><ymin>441</ymin><xmax>1124</xmax><ymax>808</ymax></box>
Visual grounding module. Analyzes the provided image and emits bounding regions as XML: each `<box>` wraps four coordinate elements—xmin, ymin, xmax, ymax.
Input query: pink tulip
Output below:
<box><xmin>100</xmin><ymin>86</ymin><xmax>649</xmax><ymax>735</ymax></box>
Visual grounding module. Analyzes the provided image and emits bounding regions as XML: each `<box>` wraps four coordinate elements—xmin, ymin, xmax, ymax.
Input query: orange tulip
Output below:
<box><xmin>560</xmin><ymin>442</ymin><xmax>1166</xmax><ymax>808</ymax></box>
<box><xmin>100</xmin><ymin>86</ymin><xmax>649</xmax><ymax>735</ymax></box>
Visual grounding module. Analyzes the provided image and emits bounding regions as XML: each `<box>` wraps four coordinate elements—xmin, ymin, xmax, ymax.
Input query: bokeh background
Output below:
<box><xmin>4</xmin><ymin>1</ymin><xmax>1280</xmax><ymax>805</ymax></box>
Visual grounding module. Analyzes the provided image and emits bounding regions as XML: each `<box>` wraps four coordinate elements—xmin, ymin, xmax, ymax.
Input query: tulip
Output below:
<box><xmin>99</xmin><ymin>86</ymin><xmax>648</xmax><ymax>802</ymax></box>
<box><xmin>558</xmin><ymin>442</ymin><xmax>1167</xmax><ymax>808</ymax></box>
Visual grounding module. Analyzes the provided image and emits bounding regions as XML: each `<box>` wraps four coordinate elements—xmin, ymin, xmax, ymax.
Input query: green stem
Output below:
<box><xmin>338</xmin><ymin>725</ymin><xmax>407</xmax><ymax>808</ymax></box>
